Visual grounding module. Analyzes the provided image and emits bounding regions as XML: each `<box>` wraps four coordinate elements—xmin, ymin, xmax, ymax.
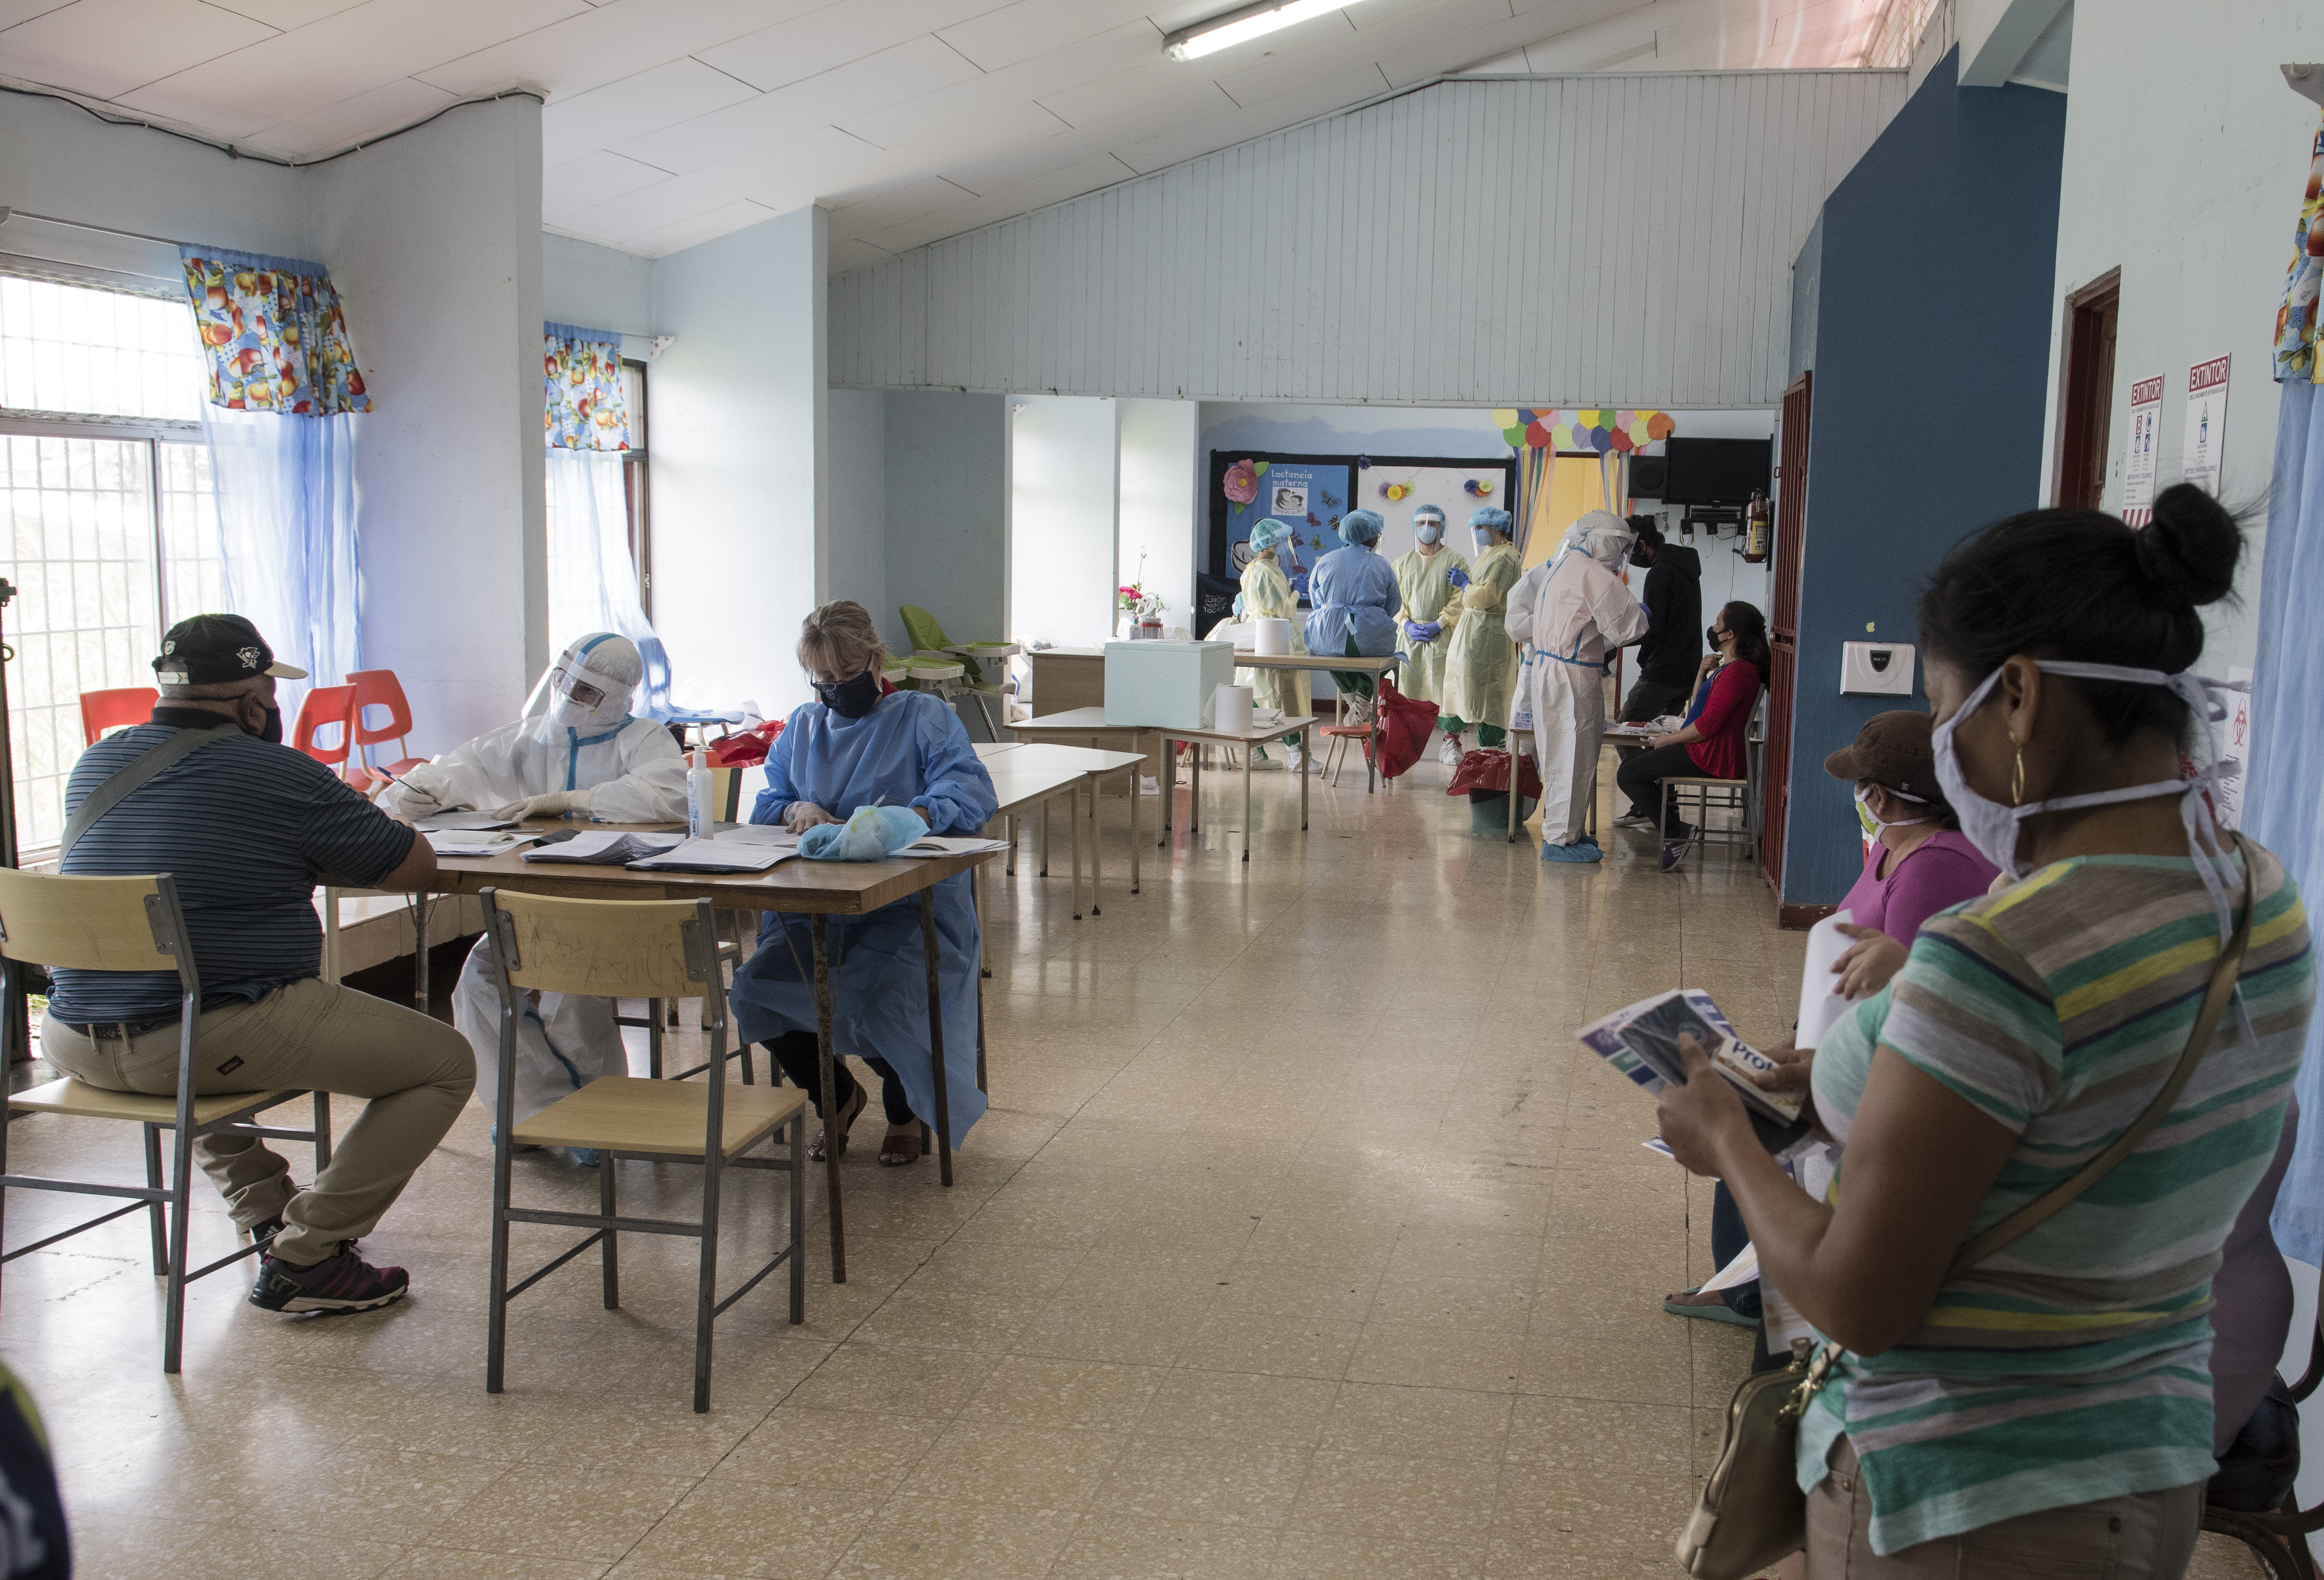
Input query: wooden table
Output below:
<box><xmin>1231</xmin><ymin>651</ymin><xmax>1401</xmax><ymax>793</ymax></box>
<box><xmin>427</xmin><ymin>828</ymin><xmax>997</xmax><ymax>1282</ymax></box>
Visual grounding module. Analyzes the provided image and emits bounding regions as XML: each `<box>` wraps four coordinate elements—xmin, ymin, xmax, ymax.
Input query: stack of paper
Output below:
<box><xmin>416</xmin><ymin>811</ymin><xmax>520</xmax><ymax>832</ymax></box>
<box><xmin>523</xmin><ymin>832</ymin><xmax>684</xmax><ymax>865</ymax></box>
<box><xmin>424</xmin><ymin>830</ymin><xmax>540</xmax><ymax>857</ymax></box>
<box><xmin>625</xmin><ymin>838</ymin><xmax>794</xmax><ymax>873</ymax></box>
<box><xmin>894</xmin><ymin>835</ymin><xmax>1012</xmax><ymax>858</ymax></box>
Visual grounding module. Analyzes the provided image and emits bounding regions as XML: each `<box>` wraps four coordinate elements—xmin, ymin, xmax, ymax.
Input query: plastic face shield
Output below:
<box><xmin>552</xmin><ymin>668</ymin><xmax>608</xmax><ymax>712</ymax></box>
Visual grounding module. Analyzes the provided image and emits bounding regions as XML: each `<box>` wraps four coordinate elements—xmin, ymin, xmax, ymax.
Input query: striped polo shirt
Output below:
<box><xmin>1797</xmin><ymin>844</ymin><xmax>2315</xmax><ymax>1554</ymax></box>
<box><xmin>46</xmin><ymin>712</ymin><xmax>417</xmax><ymax>1025</ymax></box>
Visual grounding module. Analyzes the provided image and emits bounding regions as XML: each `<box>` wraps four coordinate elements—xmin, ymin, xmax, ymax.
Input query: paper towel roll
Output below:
<box><xmin>1253</xmin><ymin>617</ymin><xmax>1291</xmax><ymax>656</ymax></box>
<box><xmin>1793</xmin><ymin>908</ymin><xmax>1857</xmax><ymax>1049</ymax></box>
<box><xmin>1213</xmin><ymin>683</ymin><xmax>1254</xmax><ymax>735</ymax></box>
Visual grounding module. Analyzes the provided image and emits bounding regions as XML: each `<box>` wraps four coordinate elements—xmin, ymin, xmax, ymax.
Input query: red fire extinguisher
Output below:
<box><xmin>1742</xmin><ymin>490</ymin><xmax>1772</xmax><ymax>564</ymax></box>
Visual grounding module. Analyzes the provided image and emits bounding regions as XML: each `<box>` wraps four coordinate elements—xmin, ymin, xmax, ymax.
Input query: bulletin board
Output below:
<box><xmin>1205</xmin><ymin>450</ymin><xmax>1519</xmax><ymax>602</ymax></box>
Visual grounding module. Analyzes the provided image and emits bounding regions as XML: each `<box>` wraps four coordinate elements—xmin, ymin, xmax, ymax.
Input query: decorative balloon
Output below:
<box><xmin>1492</xmin><ymin>407</ymin><xmax>1673</xmax><ymax>452</ymax></box>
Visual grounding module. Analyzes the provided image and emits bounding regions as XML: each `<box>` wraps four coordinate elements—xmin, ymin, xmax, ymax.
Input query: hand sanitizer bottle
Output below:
<box><xmin>686</xmin><ymin>747</ymin><xmax>713</xmax><ymax>837</ymax></box>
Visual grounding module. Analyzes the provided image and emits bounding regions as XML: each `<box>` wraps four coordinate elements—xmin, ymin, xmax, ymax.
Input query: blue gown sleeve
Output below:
<box><xmin>750</xmin><ymin>706</ymin><xmax>815</xmax><ymax>824</ymax></box>
<box><xmin>907</xmin><ymin>699</ymin><xmax>1000</xmax><ymax>836</ymax></box>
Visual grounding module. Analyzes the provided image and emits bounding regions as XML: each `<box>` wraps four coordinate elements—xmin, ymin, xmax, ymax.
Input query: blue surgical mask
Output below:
<box><xmin>1415</xmin><ymin>521</ymin><xmax>1442</xmax><ymax>545</ymax></box>
<box><xmin>1474</xmin><ymin>528</ymin><xmax>1495</xmax><ymax>550</ymax></box>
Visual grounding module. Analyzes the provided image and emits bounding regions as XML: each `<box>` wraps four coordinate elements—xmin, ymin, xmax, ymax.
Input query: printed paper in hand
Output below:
<box><xmin>1575</xmin><ymin>989</ymin><xmax>1802</xmax><ymax>1125</ymax></box>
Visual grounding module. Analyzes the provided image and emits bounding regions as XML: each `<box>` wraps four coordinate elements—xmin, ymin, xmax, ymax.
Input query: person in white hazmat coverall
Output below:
<box><xmin>378</xmin><ymin>633</ymin><xmax>687</xmax><ymax>1142</ymax></box>
<box><xmin>1506</xmin><ymin>511</ymin><xmax>1648</xmax><ymax>864</ymax></box>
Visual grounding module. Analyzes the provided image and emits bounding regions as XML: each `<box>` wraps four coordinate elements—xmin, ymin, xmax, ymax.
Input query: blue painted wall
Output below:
<box><xmin>1780</xmin><ymin>52</ymin><xmax>2067</xmax><ymax>906</ymax></box>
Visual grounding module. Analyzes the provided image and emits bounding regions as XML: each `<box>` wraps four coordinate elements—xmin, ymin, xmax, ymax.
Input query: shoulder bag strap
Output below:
<box><xmin>1946</xmin><ymin>832</ymin><xmax>2258</xmax><ymax>1277</ymax></box>
<box><xmin>58</xmin><ymin>724</ymin><xmax>238</xmax><ymax>861</ymax></box>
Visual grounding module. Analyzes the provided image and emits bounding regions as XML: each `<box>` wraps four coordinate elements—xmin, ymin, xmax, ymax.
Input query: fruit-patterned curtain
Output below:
<box><xmin>544</xmin><ymin>322</ymin><xmax>630</xmax><ymax>451</ymax></box>
<box><xmin>2273</xmin><ymin>110</ymin><xmax>2324</xmax><ymax>385</ymax></box>
<box><xmin>179</xmin><ymin>247</ymin><xmax>370</xmax><ymax>415</ymax></box>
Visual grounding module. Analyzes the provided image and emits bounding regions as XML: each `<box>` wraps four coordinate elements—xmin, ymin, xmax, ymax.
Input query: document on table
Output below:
<box><xmin>893</xmin><ymin>835</ymin><xmax>1012</xmax><ymax>857</ymax></box>
<box><xmin>711</xmin><ymin>824</ymin><xmax>799</xmax><ymax>848</ymax></box>
<box><xmin>522</xmin><ymin>831</ymin><xmax>683</xmax><ymax>865</ymax></box>
<box><xmin>415</xmin><ymin>811</ymin><xmax>520</xmax><ymax>831</ymax></box>
<box><xmin>425</xmin><ymin>830</ymin><xmax>543</xmax><ymax>856</ymax></box>
<box><xmin>624</xmin><ymin>838</ymin><xmax>795</xmax><ymax>873</ymax></box>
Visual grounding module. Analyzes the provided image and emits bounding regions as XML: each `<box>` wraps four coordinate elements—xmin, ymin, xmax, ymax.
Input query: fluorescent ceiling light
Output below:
<box><xmin>1164</xmin><ymin>0</ymin><xmax>1353</xmax><ymax>62</ymax></box>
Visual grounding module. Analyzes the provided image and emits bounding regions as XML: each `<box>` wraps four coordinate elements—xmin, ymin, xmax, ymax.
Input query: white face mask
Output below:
<box><xmin>1931</xmin><ymin>658</ymin><xmax>2246</xmax><ymax>945</ymax></box>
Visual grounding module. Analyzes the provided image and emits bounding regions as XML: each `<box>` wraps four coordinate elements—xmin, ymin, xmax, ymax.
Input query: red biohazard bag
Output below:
<box><xmin>1445</xmin><ymin>747</ymin><xmax>1543</xmax><ymax>801</ymax></box>
<box><xmin>705</xmin><ymin>718</ymin><xmax>782</xmax><ymax>768</ymax></box>
<box><xmin>1367</xmin><ymin>678</ymin><xmax>1438</xmax><ymax>781</ymax></box>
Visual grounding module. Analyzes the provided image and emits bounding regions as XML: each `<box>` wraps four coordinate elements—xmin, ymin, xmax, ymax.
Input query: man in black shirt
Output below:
<box><xmin>1619</xmin><ymin>520</ymin><xmax>1702</xmax><ymax>723</ymax></box>
<box><xmin>40</xmin><ymin>616</ymin><xmax>472</xmax><ymax>1316</ymax></box>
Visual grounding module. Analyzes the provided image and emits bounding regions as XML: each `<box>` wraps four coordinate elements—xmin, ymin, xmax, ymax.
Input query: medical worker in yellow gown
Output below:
<box><xmin>1437</xmin><ymin>507</ymin><xmax>1523</xmax><ymax>758</ymax></box>
<box><xmin>1237</xmin><ymin>516</ymin><xmax>1312</xmax><ymax>771</ymax></box>
<box><xmin>1389</xmin><ymin>504</ymin><xmax>1470</xmax><ymax>766</ymax></box>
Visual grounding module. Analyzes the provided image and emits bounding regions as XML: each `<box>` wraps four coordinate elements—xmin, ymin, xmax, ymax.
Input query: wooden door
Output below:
<box><xmin>2053</xmin><ymin>270</ymin><xmax>2120</xmax><ymax>510</ymax></box>
<box><xmin>1761</xmin><ymin>371</ymin><xmax>1812</xmax><ymax>892</ymax></box>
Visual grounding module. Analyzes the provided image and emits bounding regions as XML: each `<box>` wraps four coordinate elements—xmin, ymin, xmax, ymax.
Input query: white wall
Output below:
<box><xmin>826</xmin><ymin>387</ymin><xmax>888</xmax><ymax>638</ymax></box>
<box><xmin>543</xmin><ymin>233</ymin><xmax>654</xmax><ymax>337</ymax></box>
<box><xmin>884</xmin><ymin>390</ymin><xmax>1006</xmax><ymax>656</ymax></box>
<box><xmin>649</xmin><ymin>204</ymin><xmax>827</xmax><ymax>719</ymax></box>
<box><xmin>1008</xmin><ymin>396</ymin><xmax>1117</xmax><ymax>651</ymax></box>
<box><xmin>2041</xmin><ymin>3</ymin><xmax>2324</xmax><ymax>679</ymax></box>
<box><xmin>1117</xmin><ymin>400</ymin><xmax>1200</xmax><ymax>639</ymax></box>
<box><xmin>833</xmin><ymin>71</ymin><xmax>1907</xmax><ymax>408</ymax></box>
<box><xmin>310</xmin><ymin>96</ymin><xmax>548</xmax><ymax>752</ymax></box>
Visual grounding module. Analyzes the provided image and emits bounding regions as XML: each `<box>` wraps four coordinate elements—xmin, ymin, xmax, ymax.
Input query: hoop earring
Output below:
<box><xmin>2011</xmin><ymin>742</ymin><xmax>2026</xmax><ymax>807</ymax></box>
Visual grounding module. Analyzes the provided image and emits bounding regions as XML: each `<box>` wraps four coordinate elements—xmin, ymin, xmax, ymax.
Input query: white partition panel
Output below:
<box><xmin>1117</xmin><ymin>399</ymin><xmax>1199</xmax><ymax>639</ymax></box>
<box><xmin>1007</xmin><ymin>395</ymin><xmax>1118</xmax><ymax>651</ymax></box>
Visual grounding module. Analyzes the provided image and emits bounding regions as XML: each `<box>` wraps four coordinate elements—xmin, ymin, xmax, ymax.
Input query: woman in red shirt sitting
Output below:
<box><xmin>1614</xmin><ymin>600</ymin><xmax>1768</xmax><ymax>871</ymax></box>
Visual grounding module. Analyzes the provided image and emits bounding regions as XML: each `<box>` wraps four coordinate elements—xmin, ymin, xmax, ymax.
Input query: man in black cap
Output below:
<box><xmin>38</xmin><ymin>615</ymin><xmax>473</xmax><ymax>1315</ymax></box>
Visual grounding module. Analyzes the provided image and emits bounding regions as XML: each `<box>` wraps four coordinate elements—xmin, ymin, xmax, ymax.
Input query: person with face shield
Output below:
<box><xmin>1236</xmin><ymin>518</ymin><xmax>1313</xmax><ymax>771</ymax></box>
<box><xmin>1388</xmin><ymin>503</ymin><xmax>1470</xmax><ymax>764</ymax></box>
<box><xmin>730</xmin><ymin>601</ymin><xmax>998</xmax><ymax>1166</ymax></box>
<box><xmin>379</xmin><ymin>633</ymin><xmax>686</xmax><ymax>1139</ymax></box>
<box><xmin>1437</xmin><ymin>508</ymin><xmax>1526</xmax><ymax>761</ymax></box>
<box><xmin>1504</xmin><ymin>511</ymin><xmax>1648</xmax><ymax>863</ymax></box>
<box><xmin>1302</xmin><ymin>510</ymin><xmax>1402</xmax><ymax>725</ymax></box>
<box><xmin>1654</xmin><ymin>484</ymin><xmax>2314</xmax><ymax>1570</ymax></box>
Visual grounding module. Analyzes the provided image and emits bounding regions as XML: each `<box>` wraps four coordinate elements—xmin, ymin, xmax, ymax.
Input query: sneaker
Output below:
<box><xmin>1436</xmin><ymin>734</ymin><xmax>1464</xmax><ymax>767</ymax></box>
<box><xmin>1659</xmin><ymin>825</ymin><xmax>1698</xmax><ymax>872</ymax></box>
<box><xmin>1613</xmin><ymin>813</ymin><xmax>1652</xmax><ymax>830</ymax></box>
<box><xmin>247</xmin><ymin>1207</ymin><xmax>356</xmax><ymax>1255</ymax></box>
<box><xmin>1541</xmin><ymin>837</ymin><xmax>1603</xmax><ymax>864</ymax></box>
<box><xmin>248</xmin><ymin>1246</ymin><xmax>410</xmax><ymax>1314</ymax></box>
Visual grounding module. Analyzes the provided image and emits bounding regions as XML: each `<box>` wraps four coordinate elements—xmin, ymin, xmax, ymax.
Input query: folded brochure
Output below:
<box><xmin>522</xmin><ymin>831</ymin><xmax>683</xmax><ymax>865</ymax></box>
<box><xmin>1575</xmin><ymin>988</ymin><xmax>1802</xmax><ymax>1125</ymax></box>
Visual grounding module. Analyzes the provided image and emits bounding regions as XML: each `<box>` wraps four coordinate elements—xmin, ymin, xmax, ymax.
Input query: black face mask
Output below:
<box><xmin>814</xmin><ymin>670</ymin><xmax>882</xmax><ymax>719</ymax></box>
<box><xmin>1707</xmin><ymin>624</ymin><xmax>1725</xmax><ymax>648</ymax></box>
<box><xmin>256</xmin><ymin>705</ymin><xmax>283</xmax><ymax>744</ymax></box>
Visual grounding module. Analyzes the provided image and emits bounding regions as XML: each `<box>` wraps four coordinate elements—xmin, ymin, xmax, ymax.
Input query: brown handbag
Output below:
<box><xmin>1675</xmin><ymin>837</ymin><xmax>2258</xmax><ymax>1580</ymax></box>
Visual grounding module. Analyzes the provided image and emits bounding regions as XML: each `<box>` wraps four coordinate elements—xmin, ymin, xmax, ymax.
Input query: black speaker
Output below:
<box><xmin>1629</xmin><ymin>455</ymin><xmax>1668</xmax><ymax>498</ymax></box>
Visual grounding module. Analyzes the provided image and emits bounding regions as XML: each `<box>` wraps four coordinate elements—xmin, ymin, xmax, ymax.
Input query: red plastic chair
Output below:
<box><xmin>347</xmin><ymin>669</ymin><xmax>423</xmax><ymax>777</ymax></box>
<box><xmin>291</xmin><ymin>685</ymin><xmax>358</xmax><ymax>773</ymax></box>
<box><xmin>80</xmin><ymin>687</ymin><xmax>158</xmax><ymax>746</ymax></box>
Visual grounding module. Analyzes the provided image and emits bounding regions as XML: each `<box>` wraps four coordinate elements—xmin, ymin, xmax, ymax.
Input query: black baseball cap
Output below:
<box><xmin>153</xmin><ymin>615</ymin><xmax>307</xmax><ymax>685</ymax></box>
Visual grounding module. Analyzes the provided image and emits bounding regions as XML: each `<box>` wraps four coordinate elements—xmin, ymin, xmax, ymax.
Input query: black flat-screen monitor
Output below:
<box><xmin>1660</xmin><ymin>438</ymin><xmax>1771</xmax><ymax>505</ymax></box>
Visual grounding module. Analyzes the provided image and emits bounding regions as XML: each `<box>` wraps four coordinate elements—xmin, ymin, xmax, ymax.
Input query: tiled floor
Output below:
<box><xmin>6</xmin><ymin>750</ymin><xmax>2270</xmax><ymax>1577</ymax></box>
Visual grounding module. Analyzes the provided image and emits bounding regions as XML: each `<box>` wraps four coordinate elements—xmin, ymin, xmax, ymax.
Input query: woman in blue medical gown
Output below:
<box><xmin>729</xmin><ymin>601</ymin><xmax>998</xmax><ymax>1165</ymax></box>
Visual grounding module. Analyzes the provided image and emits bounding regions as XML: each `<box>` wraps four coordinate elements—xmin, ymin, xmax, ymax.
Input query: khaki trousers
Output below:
<box><xmin>41</xmin><ymin>978</ymin><xmax>474</xmax><ymax>1266</ymax></box>
<box><xmin>1808</xmin><ymin>1438</ymin><xmax>2201</xmax><ymax>1578</ymax></box>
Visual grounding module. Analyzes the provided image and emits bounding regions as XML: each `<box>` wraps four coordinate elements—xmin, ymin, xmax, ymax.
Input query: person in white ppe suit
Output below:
<box><xmin>379</xmin><ymin>633</ymin><xmax>687</xmax><ymax>1137</ymax></box>
<box><xmin>1506</xmin><ymin>511</ymin><xmax>1648</xmax><ymax>864</ymax></box>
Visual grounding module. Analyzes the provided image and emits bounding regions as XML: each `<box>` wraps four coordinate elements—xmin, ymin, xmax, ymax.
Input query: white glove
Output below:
<box><xmin>492</xmin><ymin>788</ymin><xmax>593</xmax><ymax>822</ymax></box>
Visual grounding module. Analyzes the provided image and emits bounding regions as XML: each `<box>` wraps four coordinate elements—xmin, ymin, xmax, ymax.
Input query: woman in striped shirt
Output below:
<box><xmin>1658</xmin><ymin>483</ymin><xmax>2315</xmax><ymax>1573</ymax></box>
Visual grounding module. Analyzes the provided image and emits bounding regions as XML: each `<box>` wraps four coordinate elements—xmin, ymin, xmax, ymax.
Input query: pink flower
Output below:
<box><xmin>1223</xmin><ymin>458</ymin><xmax>1258</xmax><ymax>505</ymax></box>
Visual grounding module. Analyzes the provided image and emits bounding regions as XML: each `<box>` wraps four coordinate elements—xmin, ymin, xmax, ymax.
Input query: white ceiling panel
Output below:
<box><xmin>0</xmin><ymin>0</ymin><xmax>70</xmax><ymax>28</ymax></box>
<box><xmin>615</xmin><ymin>34</ymin><xmax>979</xmax><ymax>173</ymax></box>
<box><xmin>538</xmin><ymin>56</ymin><xmax>759</xmax><ymax>160</ymax></box>
<box><xmin>827</xmin><ymin>234</ymin><xmax>897</xmax><ymax>272</ymax></box>
<box><xmin>827</xmin><ymin>174</ymin><xmax>975</xmax><ymax>227</ymax></box>
<box><xmin>1115</xmin><ymin>59</ymin><xmax>1393</xmax><ymax>173</ymax></box>
<box><xmin>625</xmin><ymin>196</ymin><xmax>781</xmax><ymax>254</ymax></box>
<box><xmin>245</xmin><ymin>75</ymin><xmax>458</xmax><ymax>157</ymax></box>
<box><xmin>693</xmin><ymin>0</ymin><xmax>993</xmax><ymax>95</ymax></box>
<box><xmin>417</xmin><ymin>0</ymin><xmax>822</xmax><ymax>99</ymax></box>
<box><xmin>863</xmin><ymin>149</ymin><xmax>1136</xmax><ymax>254</ymax></box>
<box><xmin>209</xmin><ymin>0</ymin><xmax>363</xmax><ymax>26</ymax></box>
<box><xmin>836</xmin><ymin>77</ymin><xmax>1069</xmax><ymax>156</ymax></box>
<box><xmin>936</xmin><ymin>0</ymin><xmax>1160</xmax><ymax>72</ymax></box>
<box><xmin>568</xmin><ymin>123</ymin><xmax>881</xmax><ymax>237</ymax></box>
<box><xmin>542</xmin><ymin>148</ymin><xmax>674</xmax><ymax>218</ymax></box>
<box><xmin>117</xmin><ymin>0</ymin><xmax>587</xmax><ymax>136</ymax></box>
<box><xmin>0</xmin><ymin>0</ymin><xmax>276</xmax><ymax>101</ymax></box>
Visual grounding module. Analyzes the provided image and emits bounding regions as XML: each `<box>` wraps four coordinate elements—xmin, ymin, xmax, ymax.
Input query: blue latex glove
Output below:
<box><xmin>1419</xmin><ymin>620</ymin><xmax>1442</xmax><ymax>642</ymax></box>
<box><xmin>1232</xmin><ymin>592</ymin><xmax>1246</xmax><ymax>618</ymax></box>
<box><xmin>1446</xmin><ymin>565</ymin><xmax>1471</xmax><ymax>590</ymax></box>
<box><xmin>799</xmin><ymin>803</ymin><xmax>926</xmax><ymax>861</ymax></box>
<box><xmin>1403</xmin><ymin>619</ymin><xmax>1434</xmax><ymax>644</ymax></box>
<box><xmin>1290</xmin><ymin>571</ymin><xmax>1311</xmax><ymax>597</ymax></box>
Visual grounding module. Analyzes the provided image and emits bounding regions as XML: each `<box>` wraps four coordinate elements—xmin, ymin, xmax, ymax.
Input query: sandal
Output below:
<box><xmin>878</xmin><ymin>1121</ymin><xmax>931</xmax><ymax>1167</ymax></box>
<box><xmin>808</xmin><ymin>1083</ymin><xmax>869</xmax><ymax>1162</ymax></box>
<box><xmin>1663</xmin><ymin>1285</ymin><xmax>1760</xmax><ymax>1328</ymax></box>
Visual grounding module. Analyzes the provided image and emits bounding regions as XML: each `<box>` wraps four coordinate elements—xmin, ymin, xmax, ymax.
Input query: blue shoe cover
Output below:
<box><xmin>1541</xmin><ymin>837</ymin><xmax>1603</xmax><ymax>863</ymax></box>
<box><xmin>568</xmin><ymin>1147</ymin><xmax>603</xmax><ymax>1167</ymax></box>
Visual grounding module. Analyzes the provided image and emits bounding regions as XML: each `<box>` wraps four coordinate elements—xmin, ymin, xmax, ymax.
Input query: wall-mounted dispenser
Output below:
<box><xmin>1840</xmin><ymin>641</ymin><xmax>1915</xmax><ymax>696</ymax></box>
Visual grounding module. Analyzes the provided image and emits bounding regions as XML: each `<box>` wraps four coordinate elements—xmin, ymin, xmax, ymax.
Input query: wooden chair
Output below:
<box><xmin>79</xmin><ymin>687</ymin><xmax>158</xmax><ymax>746</ymax></box>
<box><xmin>1317</xmin><ymin>723</ymin><xmax>1371</xmax><ymax>788</ymax></box>
<box><xmin>0</xmin><ymin>869</ymin><xmax>330</xmax><ymax>1373</ymax></box>
<box><xmin>481</xmin><ymin>887</ymin><xmax>806</xmax><ymax>1413</ymax></box>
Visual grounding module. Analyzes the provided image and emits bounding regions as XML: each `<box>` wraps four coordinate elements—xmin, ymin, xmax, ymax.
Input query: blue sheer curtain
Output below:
<box><xmin>2249</xmin><ymin>378</ymin><xmax>2324</xmax><ymax>1261</ymax></box>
